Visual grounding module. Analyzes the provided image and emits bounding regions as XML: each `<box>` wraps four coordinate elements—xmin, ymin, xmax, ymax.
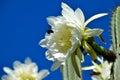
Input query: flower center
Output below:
<box><xmin>52</xmin><ymin>24</ymin><xmax>73</xmax><ymax>53</ymax></box>
<box><xmin>20</xmin><ymin>74</ymin><xmax>35</xmax><ymax>80</ymax></box>
<box><xmin>16</xmin><ymin>69</ymin><xmax>36</xmax><ymax>80</ymax></box>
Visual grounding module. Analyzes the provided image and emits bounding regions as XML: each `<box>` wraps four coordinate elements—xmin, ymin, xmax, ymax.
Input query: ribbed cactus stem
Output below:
<box><xmin>110</xmin><ymin>6</ymin><xmax>120</xmax><ymax>80</ymax></box>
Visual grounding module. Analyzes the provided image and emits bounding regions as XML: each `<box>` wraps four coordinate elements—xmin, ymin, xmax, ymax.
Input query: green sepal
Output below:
<box><xmin>76</xmin><ymin>47</ymin><xmax>84</xmax><ymax>62</ymax></box>
<box><xmin>83</xmin><ymin>41</ymin><xmax>97</xmax><ymax>61</ymax></box>
<box><xmin>71</xmin><ymin>53</ymin><xmax>81</xmax><ymax>78</ymax></box>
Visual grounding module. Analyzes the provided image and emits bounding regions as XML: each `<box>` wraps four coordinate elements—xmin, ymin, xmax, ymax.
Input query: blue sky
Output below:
<box><xmin>0</xmin><ymin>0</ymin><xmax>120</xmax><ymax>80</ymax></box>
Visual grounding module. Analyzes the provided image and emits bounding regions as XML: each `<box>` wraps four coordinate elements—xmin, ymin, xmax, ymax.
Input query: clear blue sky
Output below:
<box><xmin>0</xmin><ymin>0</ymin><xmax>120</xmax><ymax>80</ymax></box>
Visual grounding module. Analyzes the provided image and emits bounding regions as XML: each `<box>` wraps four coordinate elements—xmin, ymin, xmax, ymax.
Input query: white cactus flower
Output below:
<box><xmin>1</xmin><ymin>58</ymin><xmax>49</xmax><ymax>80</ymax></box>
<box><xmin>39</xmin><ymin>2</ymin><xmax>108</xmax><ymax>70</ymax></box>
<box><xmin>91</xmin><ymin>58</ymin><xmax>113</xmax><ymax>80</ymax></box>
<box><xmin>82</xmin><ymin>57</ymin><xmax>113</xmax><ymax>80</ymax></box>
<box><xmin>40</xmin><ymin>21</ymin><xmax>81</xmax><ymax>71</ymax></box>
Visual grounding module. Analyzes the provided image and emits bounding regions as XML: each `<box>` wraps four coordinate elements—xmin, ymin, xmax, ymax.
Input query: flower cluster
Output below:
<box><xmin>1</xmin><ymin>58</ymin><xmax>49</xmax><ymax>80</ymax></box>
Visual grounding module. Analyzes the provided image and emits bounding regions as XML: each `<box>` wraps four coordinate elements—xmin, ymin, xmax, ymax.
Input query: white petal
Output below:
<box><xmin>61</xmin><ymin>2</ymin><xmax>75</xmax><ymax>23</ymax></box>
<box><xmin>84</xmin><ymin>28</ymin><xmax>103</xmax><ymax>37</ymax></box>
<box><xmin>13</xmin><ymin>61</ymin><xmax>22</xmax><ymax>70</ymax></box>
<box><xmin>72</xmin><ymin>28</ymin><xmax>82</xmax><ymax>44</ymax></box>
<box><xmin>61</xmin><ymin>2</ymin><xmax>74</xmax><ymax>12</ymax></box>
<box><xmin>38</xmin><ymin>70</ymin><xmax>50</xmax><ymax>79</ymax></box>
<box><xmin>84</xmin><ymin>13</ymin><xmax>108</xmax><ymax>27</ymax></box>
<box><xmin>101</xmin><ymin>61</ymin><xmax>112</xmax><ymax>80</ymax></box>
<box><xmin>45</xmin><ymin>50</ymin><xmax>55</xmax><ymax>61</ymax></box>
<box><xmin>97</xmin><ymin>57</ymin><xmax>103</xmax><ymax>63</ymax></box>
<box><xmin>3</xmin><ymin>67</ymin><xmax>13</xmax><ymax>74</ymax></box>
<box><xmin>66</xmin><ymin>22</ymin><xmax>77</xmax><ymax>28</ymax></box>
<box><xmin>53</xmin><ymin>53</ymin><xmax>66</xmax><ymax>61</ymax></box>
<box><xmin>91</xmin><ymin>75</ymin><xmax>101</xmax><ymax>80</ymax></box>
<box><xmin>61</xmin><ymin>2</ymin><xmax>74</xmax><ymax>17</ymax></box>
<box><xmin>61</xmin><ymin>3</ymin><xmax>85</xmax><ymax>29</ymax></box>
<box><xmin>47</xmin><ymin>51</ymin><xmax>66</xmax><ymax>62</ymax></box>
<box><xmin>47</xmin><ymin>16</ymin><xmax>57</xmax><ymax>27</ymax></box>
<box><xmin>2</xmin><ymin>75</ymin><xmax>13</xmax><ymax>80</ymax></box>
<box><xmin>101</xmin><ymin>68</ymin><xmax>110</xmax><ymax>80</ymax></box>
<box><xmin>39</xmin><ymin>39</ymin><xmax>48</xmax><ymax>47</ymax></box>
<box><xmin>75</xmin><ymin>8</ymin><xmax>85</xmax><ymax>26</ymax></box>
<box><xmin>51</xmin><ymin>61</ymin><xmax>61</xmax><ymax>71</ymax></box>
<box><xmin>82</xmin><ymin>66</ymin><xmax>95</xmax><ymax>70</ymax></box>
<box><xmin>29</xmin><ymin>63</ymin><xmax>38</xmax><ymax>73</ymax></box>
<box><xmin>47</xmin><ymin>16</ymin><xmax>64</xmax><ymax>27</ymax></box>
<box><xmin>24</xmin><ymin>57</ymin><xmax>32</xmax><ymax>64</ymax></box>
<box><xmin>39</xmin><ymin>33</ymin><xmax>55</xmax><ymax>49</ymax></box>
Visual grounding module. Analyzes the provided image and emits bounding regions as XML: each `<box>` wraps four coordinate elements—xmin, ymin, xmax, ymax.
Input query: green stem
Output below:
<box><xmin>90</xmin><ymin>42</ymin><xmax>116</xmax><ymax>62</ymax></box>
